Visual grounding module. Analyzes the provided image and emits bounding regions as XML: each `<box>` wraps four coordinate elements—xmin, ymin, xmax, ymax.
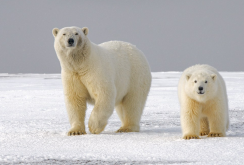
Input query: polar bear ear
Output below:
<box><xmin>211</xmin><ymin>74</ymin><xmax>217</xmax><ymax>81</ymax></box>
<box><xmin>186</xmin><ymin>74</ymin><xmax>191</xmax><ymax>81</ymax></box>
<box><xmin>52</xmin><ymin>28</ymin><xmax>59</xmax><ymax>37</ymax></box>
<box><xmin>82</xmin><ymin>27</ymin><xmax>89</xmax><ymax>36</ymax></box>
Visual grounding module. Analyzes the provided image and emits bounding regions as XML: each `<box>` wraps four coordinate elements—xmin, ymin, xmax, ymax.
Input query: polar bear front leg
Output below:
<box><xmin>200</xmin><ymin>117</ymin><xmax>210</xmax><ymax>136</ymax></box>
<box><xmin>88</xmin><ymin>94</ymin><xmax>115</xmax><ymax>134</ymax></box>
<box><xmin>181</xmin><ymin>99</ymin><xmax>202</xmax><ymax>140</ymax></box>
<box><xmin>65</xmin><ymin>98</ymin><xmax>87</xmax><ymax>136</ymax></box>
<box><xmin>205</xmin><ymin>103</ymin><xmax>226</xmax><ymax>137</ymax></box>
<box><xmin>62</xmin><ymin>72</ymin><xmax>88</xmax><ymax>136</ymax></box>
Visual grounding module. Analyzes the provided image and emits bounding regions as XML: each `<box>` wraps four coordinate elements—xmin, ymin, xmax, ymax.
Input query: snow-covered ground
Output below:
<box><xmin>0</xmin><ymin>72</ymin><xmax>243</xmax><ymax>165</ymax></box>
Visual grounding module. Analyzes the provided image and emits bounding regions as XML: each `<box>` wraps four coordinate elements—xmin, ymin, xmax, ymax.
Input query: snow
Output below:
<box><xmin>0</xmin><ymin>72</ymin><xmax>244</xmax><ymax>164</ymax></box>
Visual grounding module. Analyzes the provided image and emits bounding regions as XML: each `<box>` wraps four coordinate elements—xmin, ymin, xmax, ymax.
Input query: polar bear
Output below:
<box><xmin>178</xmin><ymin>64</ymin><xmax>229</xmax><ymax>139</ymax></box>
<box><xmin>52</xmin><ymin>26</ymin><xmax>152</xmax><ymax>135</ymax></box>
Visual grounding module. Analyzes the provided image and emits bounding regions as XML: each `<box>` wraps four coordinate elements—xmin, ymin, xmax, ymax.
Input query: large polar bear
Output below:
<box><xmin>52</xmin><ymin>26</ymin><xmax>152</xmax><ymax>135</ymax></box>
<box><xmin>178</xmin><ymin>64</ymin><xmax>229</xmax><ymax>139</ymax></box>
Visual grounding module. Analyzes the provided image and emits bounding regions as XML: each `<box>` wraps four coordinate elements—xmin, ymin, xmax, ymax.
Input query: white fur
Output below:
<box><xmin>178</xmin><ymin>64</ymin><xmax>229</xmax><ymax>139</ymax></box>
<box><xmin>52</xmin><ymin>26</ymin><xmax>151</xmax><ymax>135</ymax></box>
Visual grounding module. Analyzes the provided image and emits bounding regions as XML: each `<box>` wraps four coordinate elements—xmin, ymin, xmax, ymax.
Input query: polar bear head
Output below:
<box><xmin>52</xmin><ymin>26</ymin><xmax>90</xmax><ymax>70</ymax></box>
<box><xmin>184</xmin><ymin>70</ymin><xmax>218</xmax><ymax>103</ymax></box>
<box><xmin>52</xmin><ymin>26</ymin><xmax>89</xmax><ymax>56</ymax></box>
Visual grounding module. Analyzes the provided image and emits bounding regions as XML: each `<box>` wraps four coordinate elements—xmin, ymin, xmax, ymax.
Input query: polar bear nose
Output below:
<box><xmin>198</xmin><ymin>86</ymin><xmax>203</xmax><ymax>91</ymax></box>
<box><xmin>68</xmin><ymin>38</ymin><xmax>74</xmax><ymax>45</ymax></box>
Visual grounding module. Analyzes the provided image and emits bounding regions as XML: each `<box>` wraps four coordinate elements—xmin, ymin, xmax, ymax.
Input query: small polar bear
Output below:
<box><xmin>52</xmin><ymin>26</ymin><xmax>152</xmax><ymax>135</ymax></box>
<box><xmin>178</xmin><ymin>64</ymin><xmax>229</xmax><ymax>139</ymax></box>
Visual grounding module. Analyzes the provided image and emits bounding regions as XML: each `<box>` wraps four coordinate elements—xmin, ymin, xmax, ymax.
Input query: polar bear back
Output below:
<box><xmin>91</xmin><ymin>40</ymin><xmax>151</xmax><ymax>104</ymax></box>
<box><xmin>98</xmin><ymin>41</ymin><xmax>150</xmax><ymax>73</ymax></box>
<box><xmin>98</xmin><ymin>40</ymin><xmax>151</xmax><ymax>85</ymax></box>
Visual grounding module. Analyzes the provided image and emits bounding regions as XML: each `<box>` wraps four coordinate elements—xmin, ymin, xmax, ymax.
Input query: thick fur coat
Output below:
<box><xmin>178</xmin><ymin>64</ymin><xmax>229</xmax><ymax>139</ymax></box>
<box><xmin>52</xmin><ymin>26</ymin><xmax>151</xmax><ymax>135</ymax></box>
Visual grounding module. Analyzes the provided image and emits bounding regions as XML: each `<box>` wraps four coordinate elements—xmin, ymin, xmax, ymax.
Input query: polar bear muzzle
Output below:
<box><xmin>68</xmin><ymin>38</ymin><xmax>74</xmax><ymax>47</ymax></box>
<box><xmin>198</xmin><ymin>86</ymin><xmax>205</xmax><ymax>94</ymax></box>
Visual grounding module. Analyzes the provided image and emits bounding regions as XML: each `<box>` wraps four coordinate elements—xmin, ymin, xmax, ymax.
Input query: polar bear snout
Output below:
<box><xmin>67</xmin><ymin>38</ymin><xmax>75</xmax><ymax>47</ymax></box>
<box><xmin>198</xmin><ymin>86</ymin><xmax>205</xmax><ymax>94</ymax></box>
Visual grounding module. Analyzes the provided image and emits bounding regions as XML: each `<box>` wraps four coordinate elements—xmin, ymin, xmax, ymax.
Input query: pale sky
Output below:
<box><xmin>1</xmin><ymin>0</ymin><xmax>244</xmax><ymax>73</ymax></box>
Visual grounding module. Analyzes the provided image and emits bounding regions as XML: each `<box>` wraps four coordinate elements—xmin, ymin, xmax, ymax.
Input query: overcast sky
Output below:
<box><xmin>1</xmin><ymin>0</ymin><xmax>244</xmax><ymax>73</ymax></box>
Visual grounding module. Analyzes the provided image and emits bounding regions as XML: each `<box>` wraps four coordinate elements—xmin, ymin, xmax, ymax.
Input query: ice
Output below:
<box><xmin>0</xmin><ymin>72</ymin><xmax>243</xmax><ymax>164</ymax></box>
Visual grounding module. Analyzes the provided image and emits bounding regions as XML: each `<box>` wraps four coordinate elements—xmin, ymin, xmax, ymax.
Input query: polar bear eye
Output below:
<box><xmin>63</xmin><ymin>33</ymin><xmax>66</xmax><ymax>36</ymax></box>
<box><xmin>75</xmin><ymin>33</ymin><xmax>78</xmax><ymax>35</ymax></box>
<box><xmin>194</xmin><ymin>80</ymin><xmax>197</xmax><ymax>83</ymax></box>
<box><xmin>205</xmin><ymin>81</ymin><xmax>208</xmax><ymax>83</ymax></box>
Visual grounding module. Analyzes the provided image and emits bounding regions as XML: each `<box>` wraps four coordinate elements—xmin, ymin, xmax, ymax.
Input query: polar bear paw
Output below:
<box><xmin>116</xmin><ymin>128</ymin><xmax>132</xmax><ymax>133</ymax></box>
<box><xmin>116</xmin><ymin>126</ymin><xmax>139</xmax><ymax>133</ymax></box>
<box><xmin>88</xmin><ymin>122</ymin><xmax>106</xmax><ymax>134</ymax></box>
<box><xmin>88</xmin><ymin>118</ymin><xmax>107</xmax><ymax>134</ymax></box>
<box><xmin>183</xmin><ymin>134</ymin><xmax>200</xmax><ymax>140</ymax></box>
<box><xmin>208</xmin><ymin>132</ymin><xmax>224</xmax><ymax>137</ymax></box>
<box><xmin>200</xmin><ymin>131</ymin><xmax>210</xmax><ymax>136</ymax></box>
<box><xmin>67</xmin><ymin>128</ymin><xmax>86</xmax><ymax>136</ymax></box>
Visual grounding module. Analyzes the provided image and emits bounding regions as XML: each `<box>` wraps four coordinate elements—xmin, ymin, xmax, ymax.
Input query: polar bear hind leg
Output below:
<box><xmin>116</xmin><ymin>92</ymin><xmax>146</xmax><ymax>133</ymax></box>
